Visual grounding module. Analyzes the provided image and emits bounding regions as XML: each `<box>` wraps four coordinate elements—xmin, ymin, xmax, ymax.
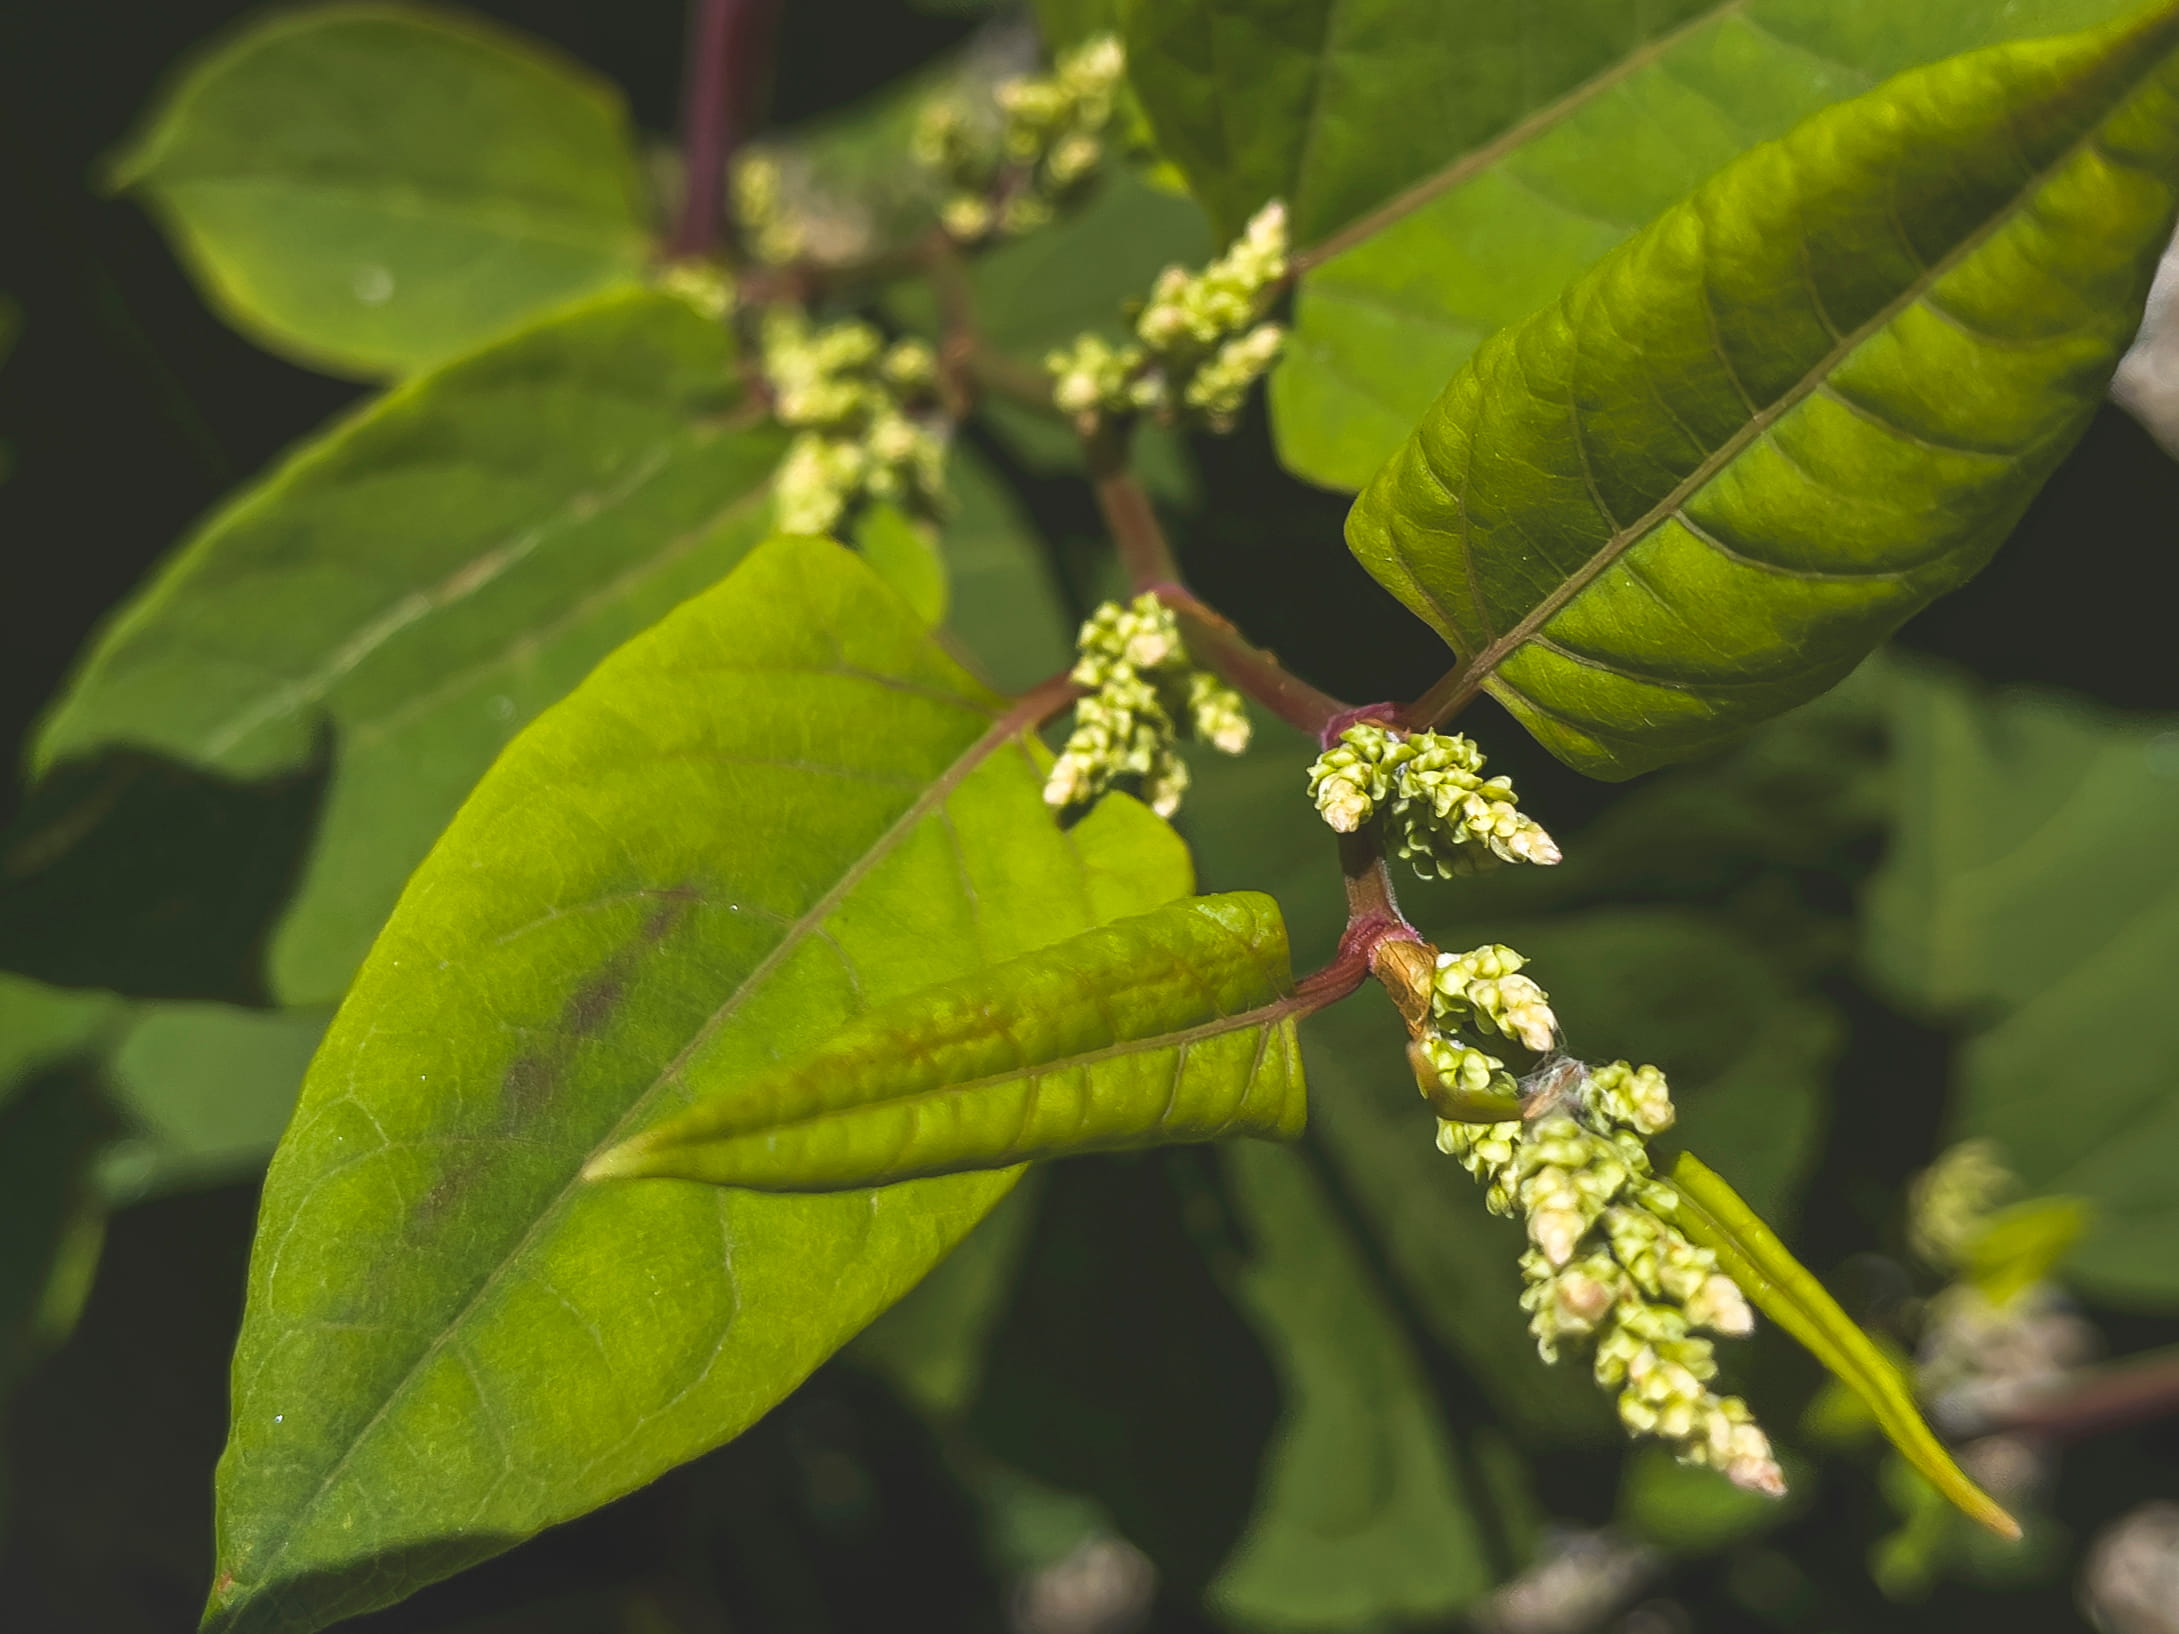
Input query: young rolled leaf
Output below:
<box><xmin>1347</xmin><ymin>6</ymin><xmax>2179</xmax><ymax>778</ymax></box>
<box><xmin>1665</xmin><ymin>1152</ymin><xmax>2019</xmax><ymax>1540</ymax></box>
<box><xmin>203</xmin><ymin>537</ymin><xmax>1193</xmax><ymax>1634</ymax></box>
<box><xmin>114</xmin><ymin>2</ymin><xmax>650</xmax><ymax>376</ymax></box>
<box><xmin>34</xmin><ymin>288</ymin><xmax>783</xmax><ymax>1004</ymax></box>
<box><xmin>587</xmin><ymin>893</ymin><xmax>1304</xmax><ymax>1191</ymax></box>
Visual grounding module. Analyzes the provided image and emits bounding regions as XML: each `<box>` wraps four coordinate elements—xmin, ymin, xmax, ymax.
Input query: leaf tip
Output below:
<box><xmin>579</xmin><ymin>1139</ymin><xmax>654</xmax><ymax>1183</ymax></box>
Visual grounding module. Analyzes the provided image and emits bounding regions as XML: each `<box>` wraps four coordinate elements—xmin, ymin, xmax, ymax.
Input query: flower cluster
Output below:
<box><xmin>1044</xmin><ymin>594</ymin><xmax>1250</xmax><ymax>818</ymax></box>
<box><xmin>1306</xmin><ymin>722</ymin><xmax>1561</xmax><ymax>876</ymax></box>
<box><xmin>1045</xmin><ymin>201</ymin><xmax>1289</xmax><ymax>433</ymax></box>
<box><xmin>760</xmin><ymin>308</ymin><xmax>948</xmax><ymax>536</ymax></box>
<box><xmin>916</xmin><ymin>34</ymin><xmax>1126</xmax><ymax>245</ymax></box>
<box><xmin>1429</xmin><ymin>1056</ymin><xmax>1785</xmax><ymax>1496</ymax></box>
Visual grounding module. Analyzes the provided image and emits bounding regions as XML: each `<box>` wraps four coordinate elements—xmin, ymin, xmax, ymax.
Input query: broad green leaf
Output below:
<box><xmin>1866</xmin><ymin>661</ymin><xmax>2179</xmax><ymax>1305</ymax></box>
<box><xmin>586</xmin><ymin>893</ymin><xmax>1303</xmax><ymax>1190</ymax></box>
<box><xmin>1267</xmin><ymin>0</ymin><xmax>2144</xmax><ymax>490</ymax></box>
<box><xmin>113</xmin><ymin>2</ymin><xmax>650</xmax><ymax>377</ymax></box>
<box><xmin>206</xmin><ymin>536</ymin><xmax>1191</xmax><ymax>1634</ymax></box>
<box><xmin>100</xmin><ymin>1005</ymin><xmax>327</xmax><ymax>1203</ymax></box>
<box><xmin>852</xmin><ymin>501</ymin><xmax>950</xmax><ymax>628</ymax></box>
<box><xmin>1666</xmin><ymin>1151</ymin><xmax>2018</xmax><ymax>1539</ymax></box>
<box><xmin>35</xmin><ymin>289</ymin><xmax>784</xmax><ymax>1005</ymax></box>
<box><xmin>1348</xmin><ymin>11</ymin><xmax>2179</xmax><ymax>779</ymax></box>
<box><xmin>847</xmin><ymin>1176</ymin><xmax>1043</xmax><ymax>1419</ymax></box>
<box><xmin>1209</xmin><ymin>1140</ymin><xmax>1493</xmax><ymax>1630</ymax></box>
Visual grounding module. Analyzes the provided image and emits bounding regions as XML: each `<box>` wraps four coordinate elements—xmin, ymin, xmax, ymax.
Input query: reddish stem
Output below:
<box><xmin>1399</xmin><ymin>662</ymin><xmax>1479</xmax><ymax>734</ymax></box>
<box><xmin>1986</xmin><ymin>1345</ymin><xmax>2179</xmax><ymax>1445</ymax></box>
<box><xmin>1086</xmin><ymin>422</ymin><xmax>1182</xmax><ymax>588</ymax></box>
<box><xmin>1150</xmin><ymin>582</ymin><xmax>1351</xmax><ymax>739</ymax></box>
<box><xmin>669</xmin><ymin>0</ymin><xmax>777</xmax><ymax>261</ymax></box>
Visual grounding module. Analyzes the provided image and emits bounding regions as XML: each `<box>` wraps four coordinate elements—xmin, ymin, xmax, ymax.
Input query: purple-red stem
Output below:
<box><xmin>669</xmin><ymin>0</ymin><xmax>776</xmax><ymax>261</ymax></box>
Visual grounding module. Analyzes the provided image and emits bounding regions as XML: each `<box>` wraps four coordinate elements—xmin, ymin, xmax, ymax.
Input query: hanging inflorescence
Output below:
<box><xmin>1307</xmin><ymin>721</ymin><xmax>1561</xmax><ymax>876</ymax></box>
<box><xmin>1045</xmin><ymin>199</ymin><xmax>1290</xmax><ymax>434</ymax></box>
<box><xmin>760</xmin><ymin>309</ymin><xmax>950</xmax><ymax>537</ymax></box>
<box><xmin>1430</xmin><ymin>1048</ymin><xmax>1786</xmax><ymax>1497</ymax></box>
<box><xmin>1043</xmin><ymin>594</ymin><xmax>1251</xmax><ymax>819</ymax></box>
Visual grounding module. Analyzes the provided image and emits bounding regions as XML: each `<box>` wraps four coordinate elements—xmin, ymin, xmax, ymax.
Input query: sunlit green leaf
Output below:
<box><xmin>1246</xmin><ymin>0</ymin><xmax>2143</xmax><ymax>490</ymax></box>
<box><xmin>847</xmin><ymin>1176</ymin><xmax>1043</xmax><ymax>1419</ymax></box>
<box><xmin>35</xmin><ymin>289</ymin><xmax>784</xmax><ymax>1005</ymax></box>
<box><xmin>1209</xmin><ymin>1140</ymin><xmax>1494</xmax><ymax>1630</ymax></box>
<box><xmin>113</xmin><ymin>2</ymin><xmax>650</xmax><ymax>377</ymax></box>
<box><xmin>205</xmin><ymin>536</ymin><xmax>1191</xmax><ymax>1634</ymax></box>
<box><xmin>1666</xmin><ymin>1151</ymin><xmax>2018</xmax><ymax>1539</ymax></box>
<box><xmin>586</xmin><ymin>893</ymin><xmax>1303</xmax><ymax>1190</ymax></box>
<box><xmin>1867</xmin><ymin>660</ymin><xmax>2179</xmax><ymax>1305</ymax></box>
<box><xmin>1349</xmin><ymin>11</ymin><xmax>2179</xmax><ymax>777</ymax></box>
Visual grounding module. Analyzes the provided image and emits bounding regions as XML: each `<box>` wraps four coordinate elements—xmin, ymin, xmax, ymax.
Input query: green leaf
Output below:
<box><xmin>113</xmin><ymin>2</ymin><xmax>650</xmax><ymax>377</ymax></box>
<box><xmin>853</xmin><ymin>501</ymin><xmax>950</xmax><ymax>628</ymax></box>
<box><xmin>100</xmin><ymin>1005</ymin><xmax>327</xmax><ymax>1203</ymax></box>
<box><xmin>1666</xmin><ymin>1151</ymin><xmax>2019</xmax><ymax>1540</ymax></box>
<box><xmin>1209</xmin><ymin>1140</ymin><xmax>1494</xmax><ymax>1630</ymax></box>
<box><xmin>585</xmin><ymin>893</ymin><xmax>1304</xmax><ymax>1190</ymax></box>
<box><xmin>1347</xmin><ymin>10</ymin><xmax>2179</xmax><ymax>778</ymax></box>
<box><xmin>0</xmin><ymin>974</ymin><xmax>123</xmax><ymax>1115</ymax></box>
<box><xmin>1867</xmin><ymin>660</ymin><xmax>2179</xmax><ymax>1305</ymax></box>
<box><xmin>206</xmin><ymin>535</ymin><xmax>1191</xmax><ymax>1634</ymax></box>
<box><xmin>967</xmin><ymin>1151</ymin><xmax>1280</xmax><ymax>1592</ymax></box>
<box><xmin>35</xmin><ymin>289</ymin><xmax>784</xmax><ymax>1005</ymax></box>
<box><xmin>938</xmin><ymin>447</ymin><xmax>1075</xmax><ymax>693</ymax></box>
<box><xmin>1257</xmin><ymin>0</ymin><xmax>2145</xmax><ymax>491</ymax></box>
<box><xmin>846</xmin><ymin>1175</ymin><xmax>1043</xmax><ymax>1419</ymax></box>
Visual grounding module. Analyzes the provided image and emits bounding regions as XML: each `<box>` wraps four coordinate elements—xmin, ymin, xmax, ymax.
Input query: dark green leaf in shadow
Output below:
<box><xmin>1866</xmin><ymin>660</ymin><xmax>2179</xmax><ymax>1305</ymax></box>
<box><xmin>0</xmin><ymin>1185</ymin><xmax>262</xmax><ymax>1633</ymax></box>
<box><xmin>205</xmin><ymin>536</ymin><xmax>1191</xmax><ymax>1634</ymax></box>
<box><xmin>35</xmin><ymin>289</ymin><xmax>784</xmax><ymax>1005</ymax></box>
<box><xmin>1208</xmin><ymin>1140</ymin><xmax>1495</xmax><ymax>1630</ymax></box>
<box><xmin>1666</xmin><ymin>1151</ymin><xmax>2018</xmax><ymax>1539</ymax></box>
<box><xmin>938</xmin><ymin>446</ymin><xmax>1075</xmax><ymax>694</ymax></box>
<box><xmin>968</xmin><ymin>1151</ymin><xmax>1279</xmax><ymax>1594</ymax></box>
<box><xmin>0</xmin><ymin>974</ymin><xmax>124</xmax><ymax>1114</ymax></box>
<box><xmin>0</xmin><ymin>747</ymin><xmax>328</xmax><ymax>1004</ymax></box>
<box><xmin>112</xmin><ymin>3</ymin><xmax>651</xmax><ymax>377</ymax></box>
<box><xmin>586</xmin><ymin>892</ymin><xmax>1303</xmax><ymax>1190</ymax></box>
<box><xmin>1268</xmin><ymin>0</ymin><xmax>2143</xmax><ymax>490</ymax></box>
<box><xmin>1348</xmin><ymin>9</ymin><xmax>2179</xmax><ymax>776</ymax></box>
<box><xmin>0</xmin><ymin>1067</ymin><xmax>116</xmax><ymax>1400</ymax></box>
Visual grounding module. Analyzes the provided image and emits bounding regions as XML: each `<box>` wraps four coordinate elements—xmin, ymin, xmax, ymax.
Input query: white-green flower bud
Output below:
<box><xmin>1433</xmin><ymin>945</ymin><xmax>1559</xmax><ymax>1052</ymax></box>
<box><xmin>1305</xmin><ymin>723</ymin><xmax>1414</xmax><ymax>833</ymax></box>
<box><xmin>1585</xmin><ymin>1060</ymin><xmax>1675</xmax><ymax>1137</ymax></box>
<box><xmin>1187</xmin><ymin>672</ymin><xmax>1251</xmax><ymax>755</ymax></box>
<box><xmin>941</xmin><ymin>194</ymin><xmax>995</xmax><ymax>243</ymax></box>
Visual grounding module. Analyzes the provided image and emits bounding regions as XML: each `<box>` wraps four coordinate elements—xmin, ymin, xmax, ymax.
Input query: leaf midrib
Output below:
<box><xmin>1434</xmin><ymin>73</ymin><xmax>2163</xmax><ymax>719</ymax></box>
<box><xmin>226</xmin><ymin>679</ymin><xmax>1033</xmax><ymax>1607</ymax></box>
<box><xmin>1292</xmin><ymin>0</ymin><xmax>1749</xmax><ymax>271</ymax></box>
<box><xmin>681</xmin><ymin>986</ymin><xmax>1302</xmax><ymax>1151</ymax></box>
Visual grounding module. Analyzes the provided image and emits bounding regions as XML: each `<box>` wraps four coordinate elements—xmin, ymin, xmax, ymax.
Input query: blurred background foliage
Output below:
<box><xmin>3</xmin><ymin>2</ymin><xmax>2179</xmax><ymax>1631</ymax></box>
